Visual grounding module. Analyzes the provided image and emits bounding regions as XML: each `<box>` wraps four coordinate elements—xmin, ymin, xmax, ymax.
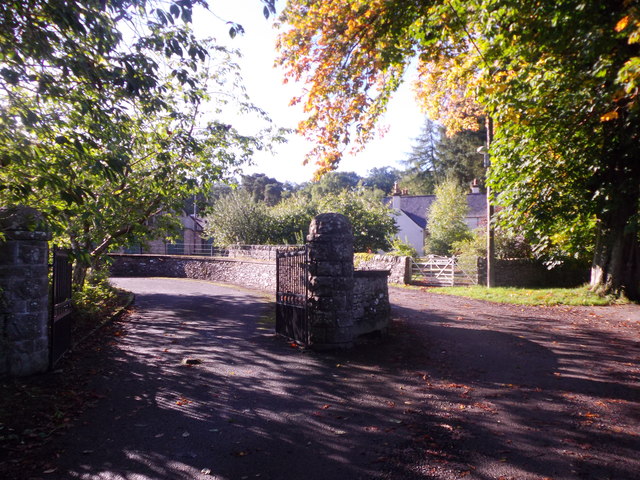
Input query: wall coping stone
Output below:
<box><xmin>354</xmin><ymin>269</ymin><xmax>391</xmax><ymax>278</ymax></box>
<box><xmin>0</xmin><ymin>206</ymin><xmax>49</xmax><ymax>235</ymax></box>
<box><xmin>108</xmin><ymin>253</ymin><xmax>272</xmax><ymax>265</ymax></box>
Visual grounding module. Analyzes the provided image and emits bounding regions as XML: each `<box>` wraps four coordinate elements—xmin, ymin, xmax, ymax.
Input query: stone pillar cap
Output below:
<box><xmin>0</xmin><ymin>206</ymin><xmax>48</xmax><ymax>232</ymax></box>
<box><xmin>309</xmin><ymin>213</ymin><xmax>353</xmax><ymax>236</ymax></box>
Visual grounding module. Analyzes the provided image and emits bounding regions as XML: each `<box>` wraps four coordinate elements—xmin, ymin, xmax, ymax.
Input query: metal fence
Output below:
<box><xmin>276</xmin><ymin>245</ymin><xmax>309</xmax><ymax>345</ymax></box>
<box><xmin>123</xmin><ymin>243</ymin><xmax>229</xmax><ymax>257</ymax></box>
<box><xmin>50</xmin><ymin>248</ymin><xmax>73</xmax><ymax>368</ymax></box>
<box><xmin>165</xmin><ymin>243</ymin><xmax>229</xmax><ymax>257</ymax></box>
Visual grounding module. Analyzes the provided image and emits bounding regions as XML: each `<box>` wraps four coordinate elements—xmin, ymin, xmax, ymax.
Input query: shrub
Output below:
<box><xmin>452</xmin><ymin>226</ymin><xmax>533</xmax><ymax>259</ymax></box>
<box><xmin>388</xmin><ymin>236</ymin><xmax>419</xmax><ymax>258</ymax></box>
<box><xmin>425</xmin><ymin>179</ymin><xmax>472</xmax><ymax>255</ymax></box>
<box><xmin>72</xmin><ymin>268</ymin><xmax>122</xmax><ymax>319</ymax></box>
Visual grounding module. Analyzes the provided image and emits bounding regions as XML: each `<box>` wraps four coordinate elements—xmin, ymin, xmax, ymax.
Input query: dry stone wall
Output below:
<box><xmin>355</xmin><ymin>254</ymin><xmax>411</xmax><ymax>284</ymax></box>
<box><xmin>110</xmin><ymin>220</ymin><xmax>393</xmax><ymax>351</ymax></box>
<box><xmin>227</xmin><ymin>245</ymin><xmax>293</xmax><ymax>261</ymax></box>
<box><xmin>477</xmin><ymin>258</ymin><xmax>589</xmax><ymax>288</ymax></box>
<box><xmin>352</xmin><ymin>270</ymin><xmax>391</xmax><ymax>337</ymax></box>
<box><xmin>108</xmin><ymin>254</ymin><xmax>276</xmax><ymax>291</ymax></box>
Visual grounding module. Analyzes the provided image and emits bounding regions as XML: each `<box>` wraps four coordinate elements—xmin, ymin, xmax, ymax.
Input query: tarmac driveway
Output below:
<box><xmin>20</xmin><ymin>278</ymin><xmax>640</xmax><ymax>480</ymax></box>
<box><xmin>42</xmin><ymin>277</ymin><xmax>426</xmax><ymax>480</ymax></box>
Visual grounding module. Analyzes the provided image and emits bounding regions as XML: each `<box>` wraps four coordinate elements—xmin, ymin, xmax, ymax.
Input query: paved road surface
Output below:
<box><xmin>45</xmin><ymin>278</ymin><xmax>415</xmax><ymax>480</ymax></box>
<box><xmin>32</xmin><ymin>277</ymin><xmax>640</xmax><ymax>480</ymax></box>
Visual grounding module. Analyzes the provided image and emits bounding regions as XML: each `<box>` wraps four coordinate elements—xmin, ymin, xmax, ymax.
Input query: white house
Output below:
<box><xmin>386</xmin><ymin>183</ymin><xmax>487</xmax><ymax>255</ymax></box>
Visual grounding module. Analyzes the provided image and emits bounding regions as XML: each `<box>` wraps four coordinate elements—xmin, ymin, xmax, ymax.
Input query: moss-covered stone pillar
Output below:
<box><xmin>0</xmin><ymin>206</ymin><xmax>51</xmax><ymax>377</ymax></box>
<box><xmin>307</xmin><ymin>213</ymin><xmax>354</xmax><ymax>349</ymax></box>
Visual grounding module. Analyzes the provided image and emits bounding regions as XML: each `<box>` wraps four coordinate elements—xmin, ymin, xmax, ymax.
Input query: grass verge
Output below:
<box><xmin>428</xmin><ymin>285</ymin><xmax>625</xmax><ymax>306</ymax></box>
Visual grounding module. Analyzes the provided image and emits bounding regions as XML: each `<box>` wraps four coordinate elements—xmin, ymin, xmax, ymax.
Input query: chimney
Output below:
<box><xmin>391</xmin><ymin>182</ymin><xmax>402</xmax><ymax>209</ymax></box>
<box><xmin>470</xmin><ymin>179</ymin><xmax>480</xmax><ymax>194</ymax></box>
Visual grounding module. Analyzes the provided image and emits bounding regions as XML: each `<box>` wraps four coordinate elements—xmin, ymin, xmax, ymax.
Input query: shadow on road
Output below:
<box><xmin>14</xmin><ymin>279</ymin><xmax>640</xmax><ymax>480</ymax></box>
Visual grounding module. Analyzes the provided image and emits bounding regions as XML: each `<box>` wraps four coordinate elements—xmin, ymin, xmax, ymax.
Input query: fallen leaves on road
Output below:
<box><xmin>581</xmin><ymin>412</ymin><xmax>600</xmax><ymax>418</ymax></box>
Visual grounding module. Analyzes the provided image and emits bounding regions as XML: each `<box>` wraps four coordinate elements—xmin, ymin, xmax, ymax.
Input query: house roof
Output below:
<box><xmin>385</xmin><ymin>193</ymin><xmax>487</xmax><ymax>229</ymax></box>
<box><xmin>180</xmin><ymin>210</ymin><xmax>205</xmax><ymax>232</ymax></box>
<box><xmin>466</xmin><ymin>193</ymin><xmax>487</xmax><ymax>218</ymax></box>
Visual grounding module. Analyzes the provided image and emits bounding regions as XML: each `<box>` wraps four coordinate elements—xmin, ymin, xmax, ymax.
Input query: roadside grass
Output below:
<box><xmin>428</xmin><ymin>285</ymin><xmax>626</xmax><ymax>306</ymax></box>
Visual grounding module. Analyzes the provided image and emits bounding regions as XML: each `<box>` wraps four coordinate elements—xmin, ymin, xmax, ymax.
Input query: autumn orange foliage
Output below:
<box><xmin>276</xmin><ymin>1</ymin><xmax>482</xmax><ymax>177</ymax></box>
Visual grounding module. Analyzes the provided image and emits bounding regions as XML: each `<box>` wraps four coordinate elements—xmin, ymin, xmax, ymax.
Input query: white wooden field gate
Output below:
<box><xmin>411</xmin><ymin>255</ymin><xmax>478</xmax><ymax>286</ymax></box>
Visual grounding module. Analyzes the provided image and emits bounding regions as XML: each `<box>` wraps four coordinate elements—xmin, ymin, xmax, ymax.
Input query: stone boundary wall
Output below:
<box><xmin>478</xmin><ymin>258</ymin><xmax>589</xmax><ymax>288</ymax></box>
<box><xmin>227</xmin><ymin>245</ymin><xmax>296</xmax><ymax>261</ymax></box>
<box><xmin>354</xmin><ymin>254</ymin><xmax>411</xmax><ymax>284</ymax></box>
<box><xmin>110</xmin><ymin>213</ymin><xmax>392</xmax><ymax>351</ymax></box>
<box><xmin>108</xmin><ymin>254</ymin><xmax>276</xmax><ymax>292</ymax></box>
<box><xmin>0</xmin><ymin>206</ymin><xmax>51</xmax><ymax>377</ymax></box>
<box><xmin>352</xmin><ymin>270</ymin><xmax>391</xmax><ymax>337</ymax></box>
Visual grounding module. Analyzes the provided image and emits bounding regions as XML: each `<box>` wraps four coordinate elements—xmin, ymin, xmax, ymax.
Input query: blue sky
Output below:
<box><xmin>193</xmin><ymin>0</ymin><xmax>425</xmax><ymax>184</ymax></box>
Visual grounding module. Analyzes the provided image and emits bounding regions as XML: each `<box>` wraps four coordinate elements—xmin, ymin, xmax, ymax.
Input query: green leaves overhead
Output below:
<box><xmin>0</xmin><ymin>0</ymin><xmax>278</xmax><ymax>286</ymax></box>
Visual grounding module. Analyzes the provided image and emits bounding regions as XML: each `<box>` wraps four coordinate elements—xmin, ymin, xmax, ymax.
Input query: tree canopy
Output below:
<box><xmin>0</xmin><ymin>0</ymin><xmax>278</xmax><ymax>285</ymax></box>
<box><xmin>241</xmin><ymin>173</ymin><xmax>284</xmax><ymax>206</ymax></box>
<box><xmin>205</xmin><ymin>186</ymin><xmax>397</xmax><ymax>252</ymax></box>
<box><xmin>362</xmin><ymin>166</ymin><xmax>401</xmax><ymax>194</ymax></box>
<box><xmin>277</xmin><ymin>0</ymin><xmax>640</xmax><ymax>298</ymax></box>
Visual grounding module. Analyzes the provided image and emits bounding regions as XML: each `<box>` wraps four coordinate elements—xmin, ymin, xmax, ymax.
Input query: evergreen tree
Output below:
<box><xmin>362</xmin><ymin>167</ymin><xmax>401</xmax><ymax>194</ymax></box>
<box><xmin>241</xmin><ymin>173</ymin><xmax>284</xmax><ymax>206</ymax></box>
<box><xmin>402</xmin><ymin>118</ymin><xmax>440</xmax><ymax>194</ymax></box>
<box><xmin>437</xmin><ymin>125</ymin><xmax>487</xmax><ymax>190</ymax></box>
<box><xmin>402</xmin><ymin>118</ymin><xmax>486</xmax><ymax>194</ymax></box>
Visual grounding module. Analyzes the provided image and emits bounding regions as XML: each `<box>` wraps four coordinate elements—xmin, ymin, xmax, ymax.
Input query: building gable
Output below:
<box><xmin>386</xmin><ymin>193</ymin><xmax>487</xmax><ymax>228</ymax></box>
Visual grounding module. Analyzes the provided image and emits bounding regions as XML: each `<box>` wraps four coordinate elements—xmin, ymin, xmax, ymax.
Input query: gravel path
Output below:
<box><xmin>4</xmin><ymin>278</ymin><xmax>638</xmax><ymax>480</ymax></box>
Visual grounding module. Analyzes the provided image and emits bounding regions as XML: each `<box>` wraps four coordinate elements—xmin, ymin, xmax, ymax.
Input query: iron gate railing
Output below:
<box><xmin>50</xmin><ymin>248</ymin><xmax>73</xmax><ymax>368</ymax></box>
<box><xmin>275</xmin><ymin>245</ymin><xmax>309</xmax><ymax>345</ymax></box>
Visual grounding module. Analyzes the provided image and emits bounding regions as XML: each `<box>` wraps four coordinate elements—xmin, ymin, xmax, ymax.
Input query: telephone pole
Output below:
<box><xmin>478</xmin><ymin>118</ymin><xmax>495</xmax><ymax>287</ymax></box>
<box><xmin>485</xmin><ymin>117</ymin><xmax>495</xmax><ymax>288</ymax></box>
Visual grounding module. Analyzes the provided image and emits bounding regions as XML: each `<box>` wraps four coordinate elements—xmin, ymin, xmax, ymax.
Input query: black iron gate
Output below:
<box><xmin>50</xmin><ymin>248</ymin><xmax>73</xmax><ymax>368</ymax></box>
<box><xmin>276</xmin><ymin>246</ymin><xmax>309</xmax><ymax>345</ymax></box>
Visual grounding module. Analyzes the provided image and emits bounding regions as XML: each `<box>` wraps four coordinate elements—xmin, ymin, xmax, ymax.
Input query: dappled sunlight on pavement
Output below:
<box><xmin>9</xmin><ymin>278</ymin><xmax>638</xmax><ymax>480</ymax></box>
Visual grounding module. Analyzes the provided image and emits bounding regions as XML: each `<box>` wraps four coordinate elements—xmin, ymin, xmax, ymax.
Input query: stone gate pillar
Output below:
<box><xmin>307</xmin><ymin>213</ymin><xmax>354</xmax><ymax>349</ymax></box>
<box><xmin>0</xmin><ymin>206</ymin><xmax>51</xmax><ymax>377</ymax></box>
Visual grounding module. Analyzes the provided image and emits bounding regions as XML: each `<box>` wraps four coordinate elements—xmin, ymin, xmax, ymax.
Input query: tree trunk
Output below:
<box><xmin>72</xmin><ymin>260</ymin><xmax>88</xmax><ymax>289</ymax></box>
<box><xmin>590</xmin><ymin>211</ymin><xmax>640</xmax><ymax>301</ymax></box>
<box><xmin>590</xmin><ymin>111</ymin><xmax>640</xmax><ymax>300</ymax></box>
